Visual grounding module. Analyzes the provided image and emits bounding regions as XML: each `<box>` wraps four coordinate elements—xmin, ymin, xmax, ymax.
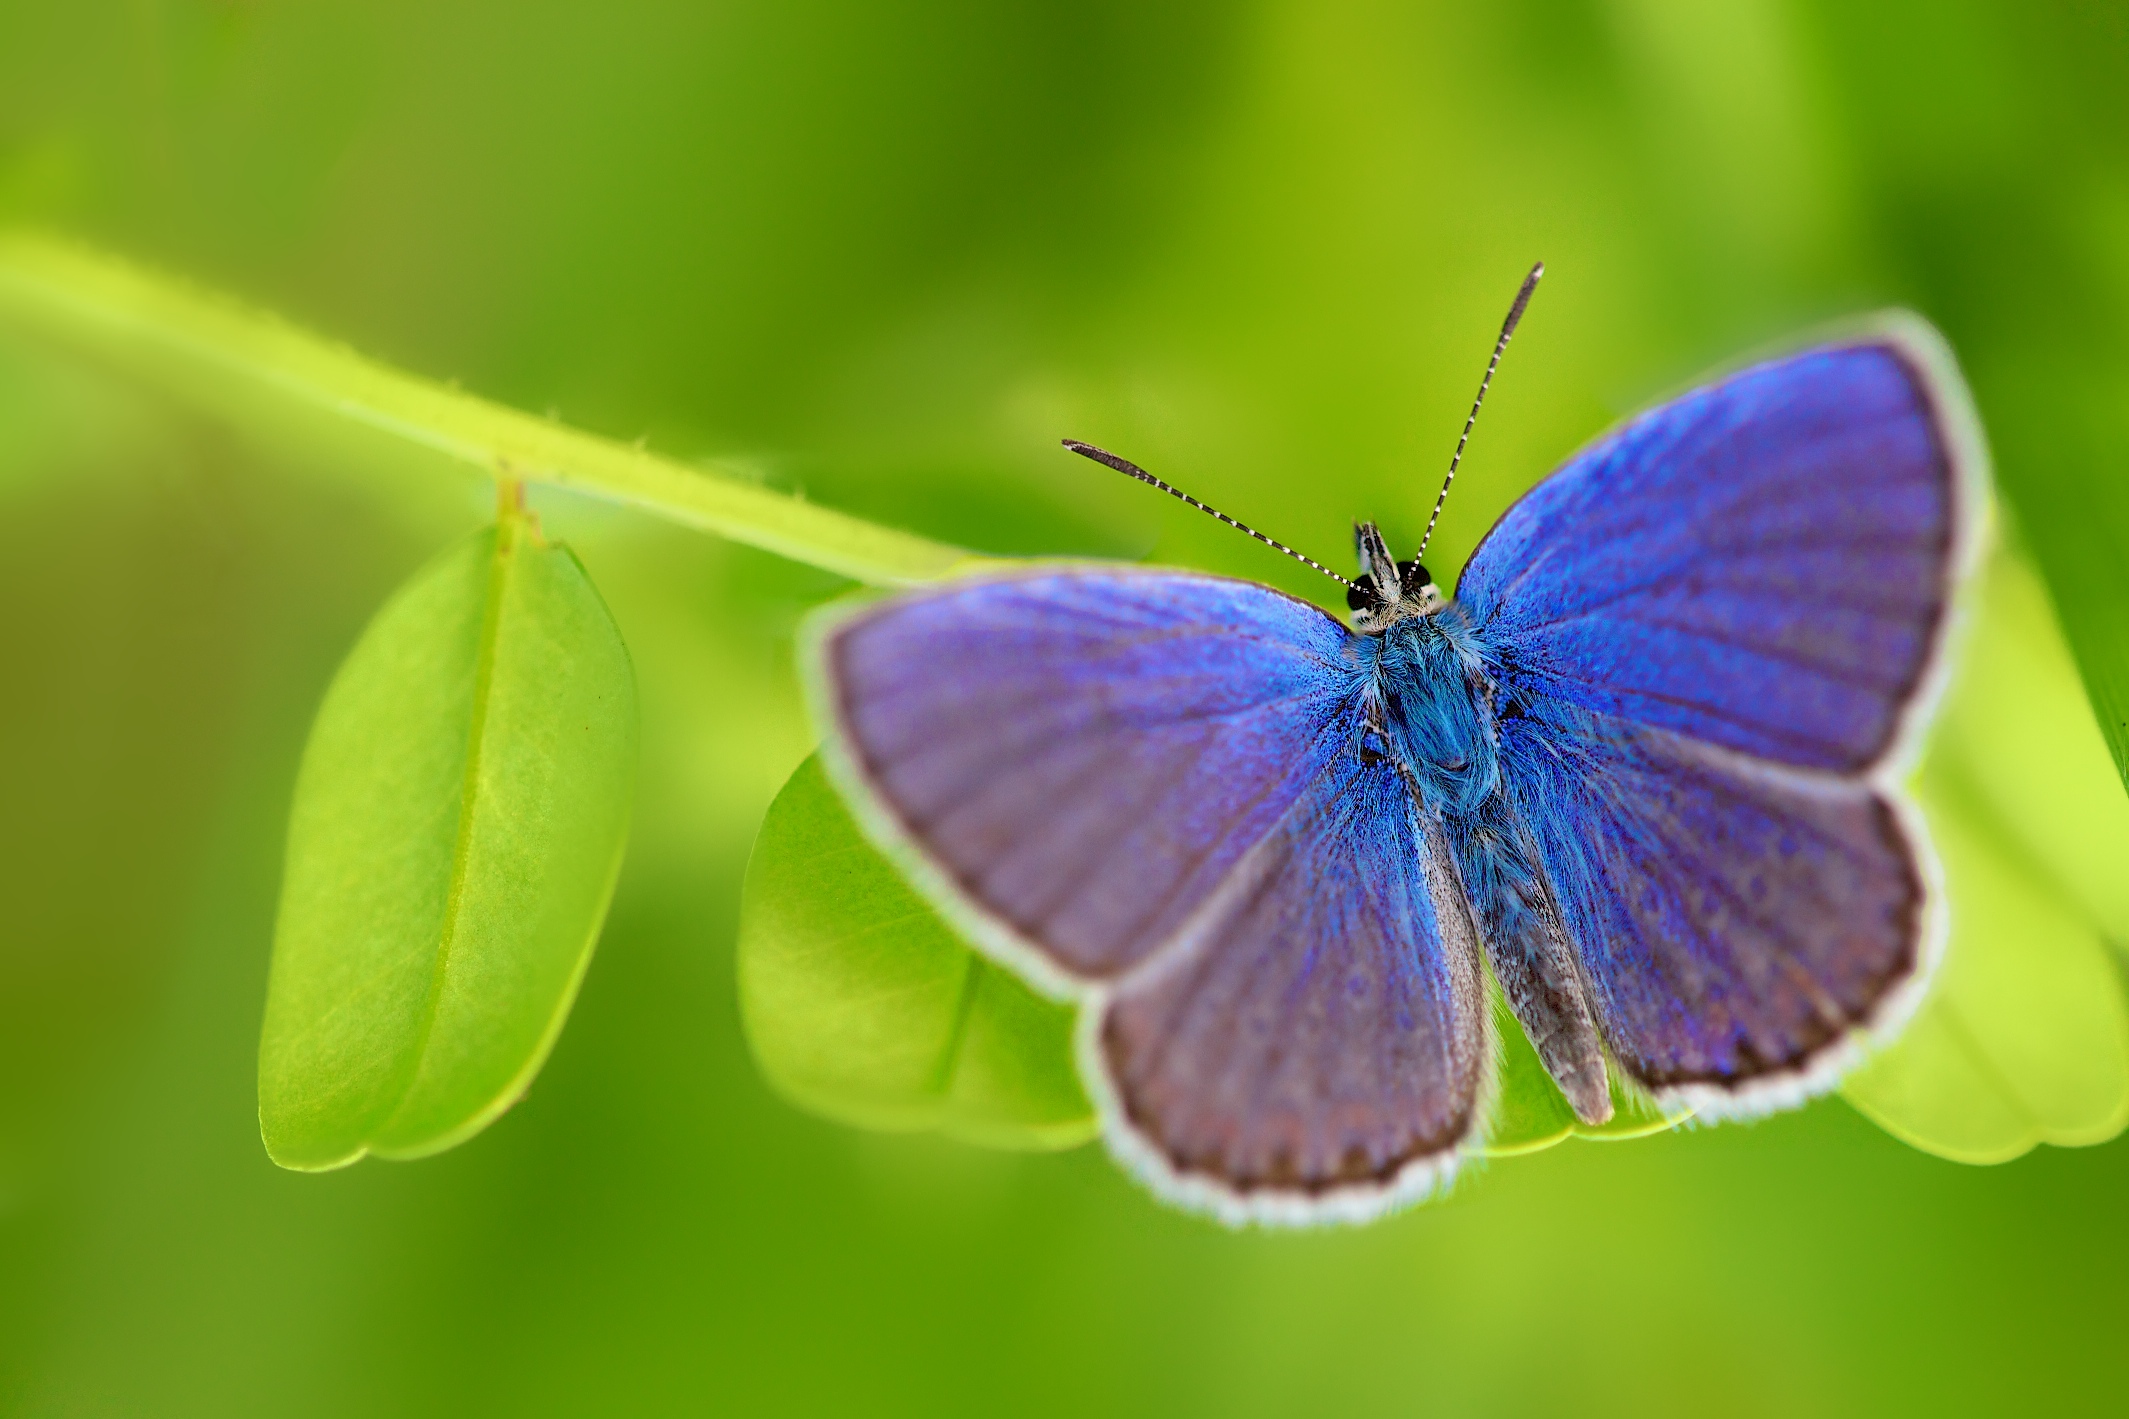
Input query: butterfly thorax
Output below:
<box><xmin>1359</xmin><ymin>612</ymin><xmax>1501</xmax><ymax>819</ymax></box>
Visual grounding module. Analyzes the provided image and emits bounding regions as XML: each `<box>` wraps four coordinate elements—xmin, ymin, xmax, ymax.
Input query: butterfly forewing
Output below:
<box><xmin>815</xmin><ymin>572</ymin><xmax>1352</xmax><ymax>982</ymax></box>
<box><xmin>1459</xmin><ymin>336</ymin><xmax>1978</xmax><ymax>776</ymax></box>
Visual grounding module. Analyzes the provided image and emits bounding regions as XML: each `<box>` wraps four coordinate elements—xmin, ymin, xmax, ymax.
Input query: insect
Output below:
<box><xmin>803</xmin><ymin>263</ymin><xmax>1989</xmax><ymax>1225</ymax></box>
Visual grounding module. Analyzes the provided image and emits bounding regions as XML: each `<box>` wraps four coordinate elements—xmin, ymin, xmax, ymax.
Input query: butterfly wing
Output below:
<box><xmin>1504</xmin><ymin>712</ymin><xmax>1931</xmax><ymax>1115</ymax></box>
<box><xmin>809</xmin><ymin>569</ymin><xmax>1353</xmax><ymax>986</ymax></box>
<box><xmin>809</xmin><ymin>569</ymin><xmax>1489</xmax><ymax>1217</ymax></box>
<box><xmin>1098</xmin><ymin>753</ymin><xmax>1488</xmax><ymax>1221</ymax></box>
<box><xmin>1464</xmin><ymin>323</ymin><xmax>1985</xmax><ymax>1112</ymax></box>
<box><xmin>1458</xmin><ymin>329</ymin><xmax>1984</xmax><ymax>776</ymax></box>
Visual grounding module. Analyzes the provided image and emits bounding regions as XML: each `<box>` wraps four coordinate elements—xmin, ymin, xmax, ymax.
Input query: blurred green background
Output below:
<box><xmin>4</xmin><ymin>1</ymin><xmax>2129</xmax><ymax>1414</ymax></box>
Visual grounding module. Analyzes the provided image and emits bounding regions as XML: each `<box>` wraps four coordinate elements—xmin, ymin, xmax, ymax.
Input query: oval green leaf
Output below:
<box><xmin>1844</xmin><ymin>545</ymin><xmax>2129</xmax><ymax>1161</ymax></box>
<box><xmin>1842</xmin><ymin>771</ymin><xmax>2129</xmax><ymax>1161</ymax></box>
<box><xmin>1934</xmin><ymin>546</ymin><xmax>2129</xmax><ymax>939</ymax></box>
<box><xmin>258</xmin><ymin>513</ymin><xmax>638</xmax><ymax>1170</ymax></box>
<box><xmin>737</xmin><ymin>755</ymin><xmax>1095</xmax><ymax>1150</ymax></box>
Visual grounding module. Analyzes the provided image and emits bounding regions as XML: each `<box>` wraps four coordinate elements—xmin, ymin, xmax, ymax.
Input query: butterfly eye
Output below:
<box><xmin>1345</xmin><ymin>583</ymin><xmax>1376</xmax><ymax>611</ymax></box>
<box><xmin>1398</xmin><ymin>559</ymin><xmax>1432</xmax><ymax>589</ymax></box>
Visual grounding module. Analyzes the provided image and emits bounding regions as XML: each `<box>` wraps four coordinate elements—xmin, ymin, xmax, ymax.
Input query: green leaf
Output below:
<box><xmin>258</xmin><ymin>512</ymin><xmax>638</xmax><ymax>1170</ymax></box>
<box><xmin>1934</xmin><ymin>545</ymin><xmax>2129</xmax><ymax>940</ymax></box>
<box><xmin>1482</xmin><ymin>988</ymin><xmax>1691</xmax><ymax>1157</ymax></box>
<box><xmin>1843</xmin><ymin>545</ymin><xmax>2129</xmax><ymax>1161</ymax></box>
<box><xmin>1842</xmin><ymin>773</ymin><xmax>2129</xmax><ymax>1161</ymax></box>
<box><xmin>736</xmin><ymin>755</ymin><xmax>1095</xmax><ymax>1150</ymax></box>
<box><xmin>1480</xmin><ymin>989</ymin><xmax>1578</xmax><ymax>1156</ymax></box>
<box><xmin>1979</xmin><ymin>361</ymin><xmax>2129</xmax><ymax>801</ymax></box>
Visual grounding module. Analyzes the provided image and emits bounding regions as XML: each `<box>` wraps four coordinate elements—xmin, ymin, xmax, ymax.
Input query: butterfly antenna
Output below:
<box><xmin>1062</xmin><ymin>439</ymin><xmax>1358</xmax><ymax>589</ymax></box>
<box><xmin>1414</xmin><ymin>260</ymin><xmax>1544</xmax><ymax>560</ymax></box>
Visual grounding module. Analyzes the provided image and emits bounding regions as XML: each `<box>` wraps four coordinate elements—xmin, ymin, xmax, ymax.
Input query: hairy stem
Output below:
<box><xmin>0</xmin><ymin>231</ymin><xmax>985</xmax><ymax>585</ymax></box>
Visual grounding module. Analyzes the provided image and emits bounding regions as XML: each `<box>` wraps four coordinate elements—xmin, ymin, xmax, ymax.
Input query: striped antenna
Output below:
<box><xmin>1063</xmin><ymin>440</ymin><xmax>1357</xmax><ymax>589</ymax></box>
<box><xmin>1415</xmin><ymin>260</ymin><xmax>1544</xmax><ymax>559</ymax></box>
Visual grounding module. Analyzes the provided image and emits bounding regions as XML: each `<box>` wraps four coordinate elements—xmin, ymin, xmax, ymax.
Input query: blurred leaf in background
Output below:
<box><xmin>5</xmin><ymin>1</ymin><xmax>2129</xmax><ymax>1416</ymax></box>
<box><xmin>1846</xmin><ymin>543</ymin><xmax>2129</xmax><ymax>1159</ymax></box>
<box><xmin>737</xmin><ymin>754</ymin><xmax>1093</xmax><ymax>1149</ymax></box>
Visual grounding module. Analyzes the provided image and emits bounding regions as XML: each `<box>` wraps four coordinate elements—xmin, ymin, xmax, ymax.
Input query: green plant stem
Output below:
<box><xmin>0</xmin><ymin>231</ymin><xmax>984</xmax><ymax>585</ymax></box>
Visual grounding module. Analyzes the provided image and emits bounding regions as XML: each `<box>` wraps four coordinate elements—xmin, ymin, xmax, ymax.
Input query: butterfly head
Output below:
<box><xmin>1348</xmin><ymin>521</ymin><xmax>1445</xmax><ymax>633</ymax></box>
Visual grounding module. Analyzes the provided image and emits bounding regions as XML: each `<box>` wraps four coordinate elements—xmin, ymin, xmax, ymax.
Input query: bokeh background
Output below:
<box><xmin>4</xmin><ymin>1</ymin><xmax>2129</xmax><ymax>1414</ymax></box>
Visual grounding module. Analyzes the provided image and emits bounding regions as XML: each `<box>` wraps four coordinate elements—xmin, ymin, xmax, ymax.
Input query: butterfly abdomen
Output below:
<box><xmin>1445</xmin><ymin>797</ymin><xmax>1614</xmax><ymax>1127</ymax></box>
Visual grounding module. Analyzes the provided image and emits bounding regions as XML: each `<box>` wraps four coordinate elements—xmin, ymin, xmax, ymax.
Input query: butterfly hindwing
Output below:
<box><xmin>1503</xmin><ymin>711</ymin><xmax>1931</xmax><ymax>1113</ymax></box>
<box><xmin>1097</xmin><ymin>754</ymin><xmax>1488</xmax><ymax>1219</ymax></box>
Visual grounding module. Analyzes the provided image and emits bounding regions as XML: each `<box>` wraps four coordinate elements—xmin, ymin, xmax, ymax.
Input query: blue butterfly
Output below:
<box><xmin>804</xmin><ymin>266</ymin><xmax>1989</xmax><ymax>1225</ymax></box>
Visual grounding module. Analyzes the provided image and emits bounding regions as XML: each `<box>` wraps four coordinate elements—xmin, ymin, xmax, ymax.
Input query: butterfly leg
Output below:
<box><xmin>1450</xmin><ymin>801</ymin><xmax>1613</xmax><ymax>1126</ymax></box>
